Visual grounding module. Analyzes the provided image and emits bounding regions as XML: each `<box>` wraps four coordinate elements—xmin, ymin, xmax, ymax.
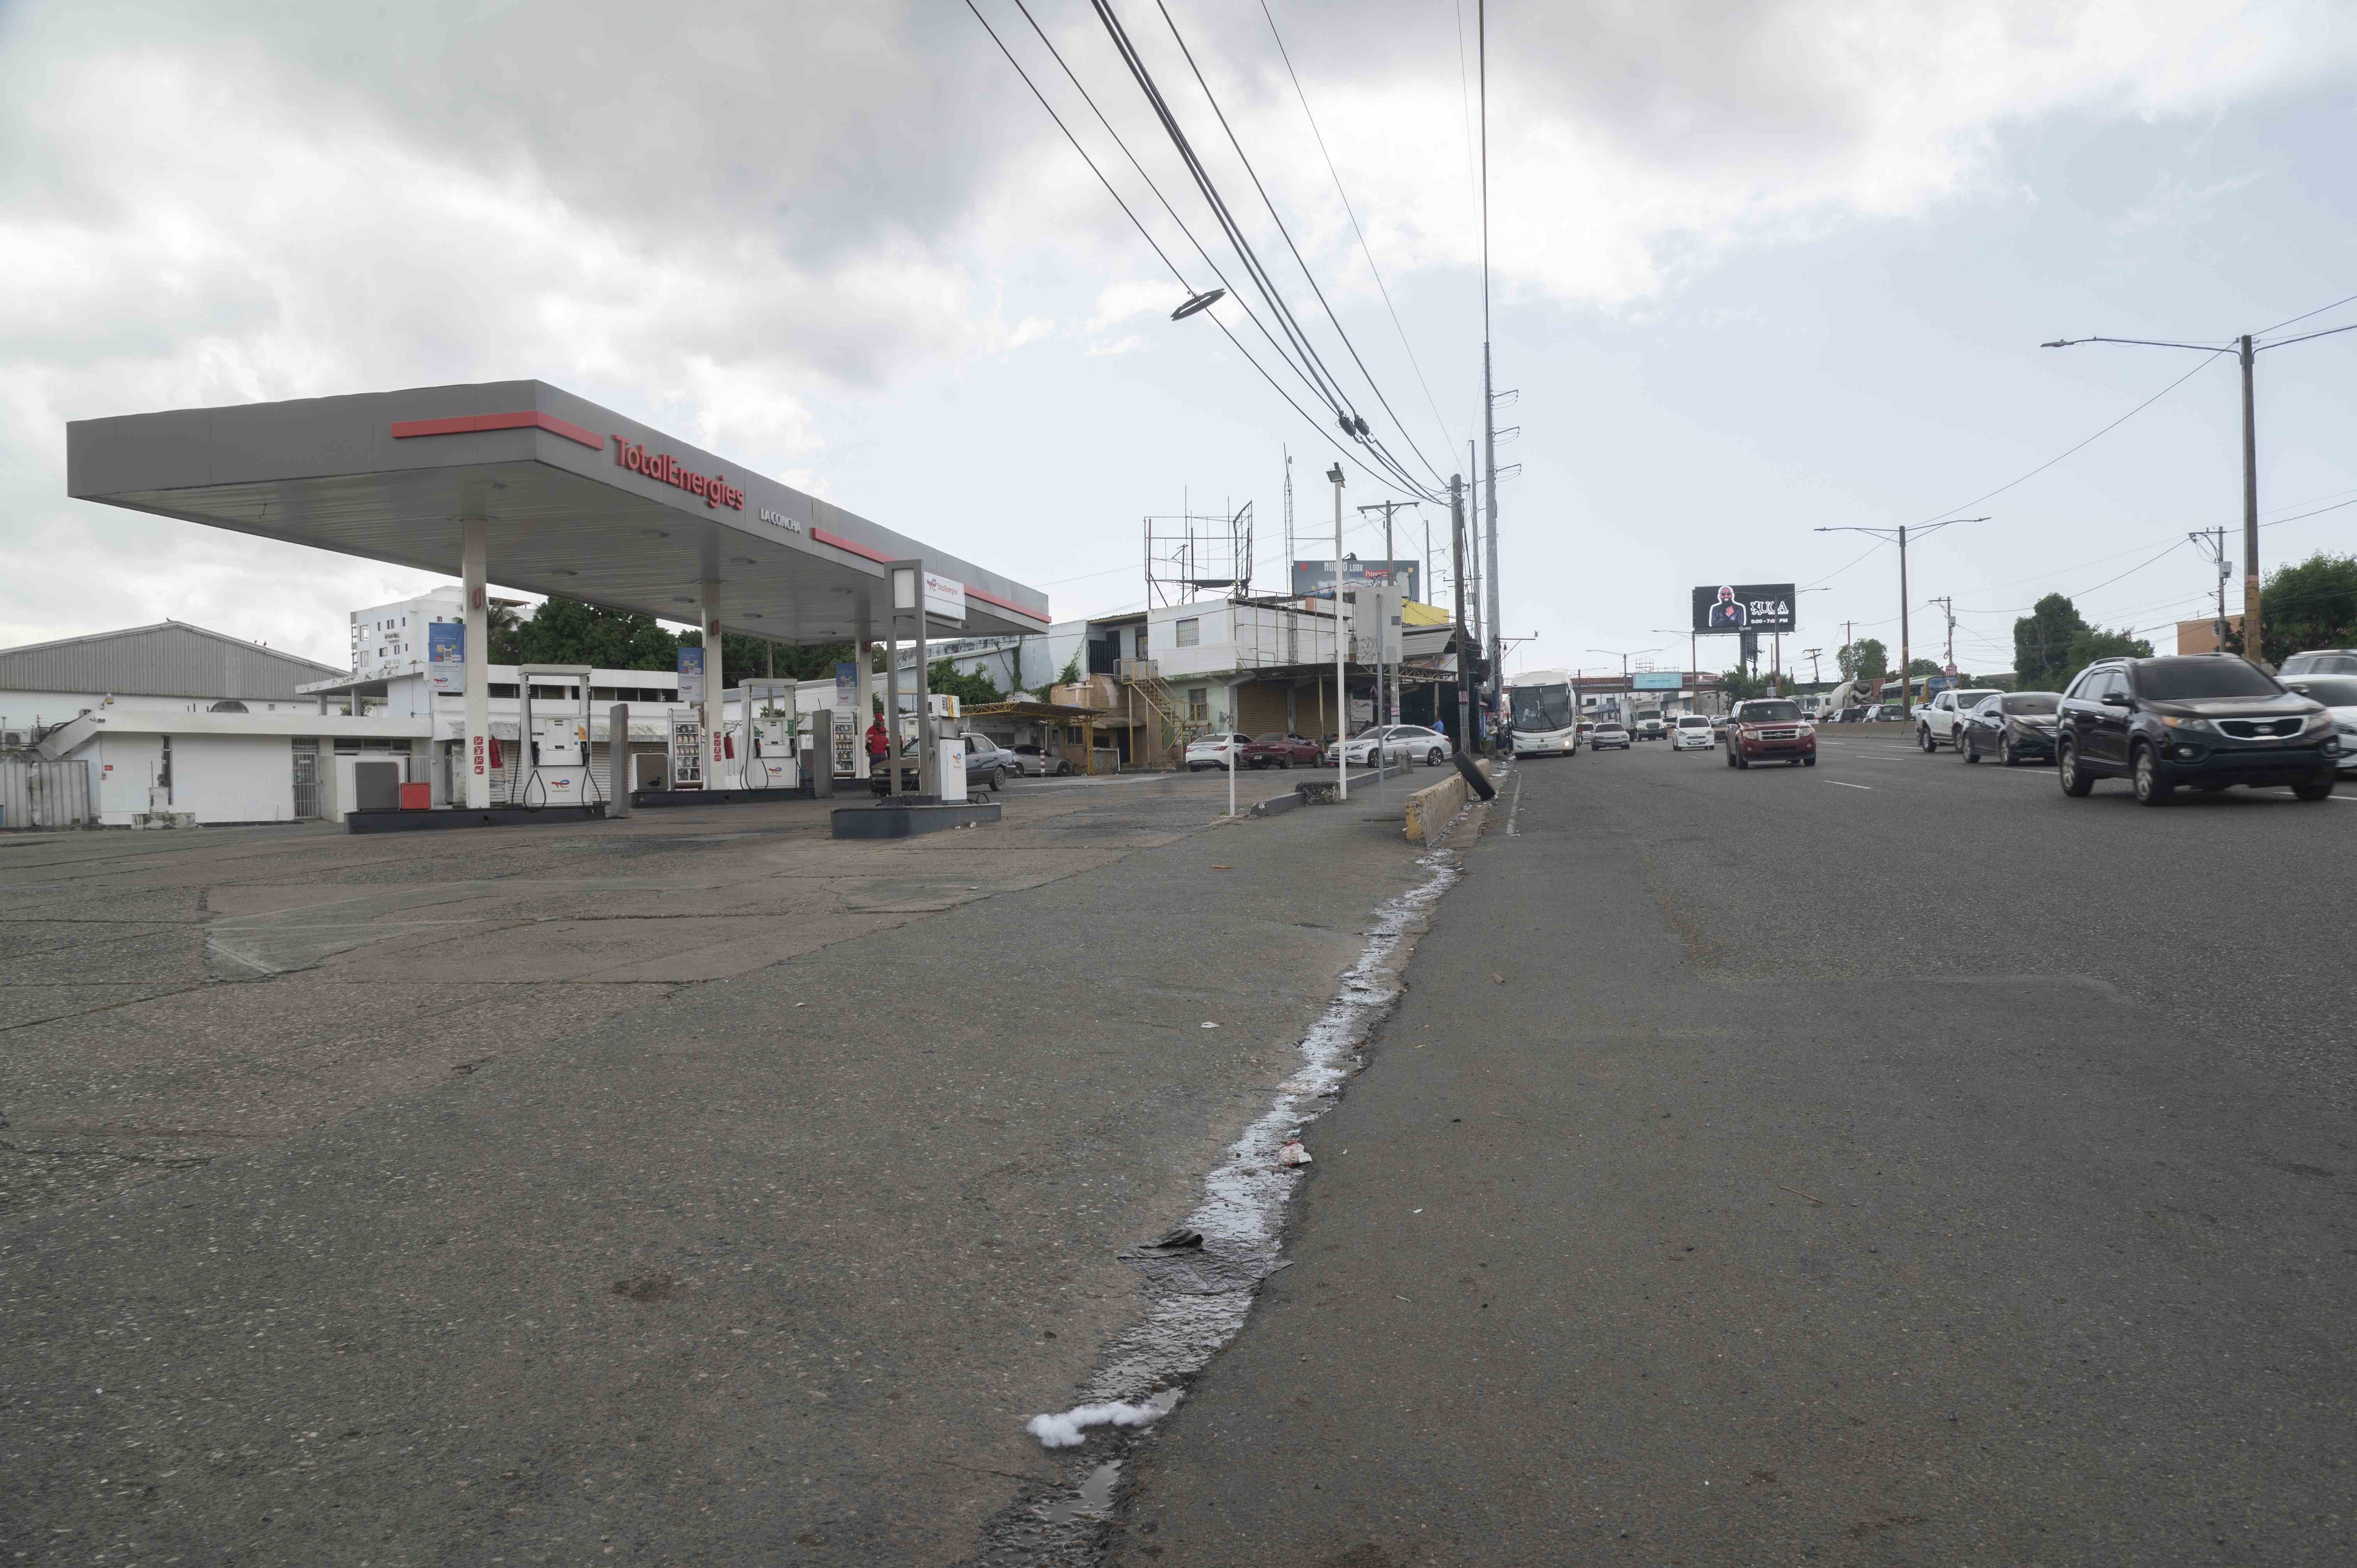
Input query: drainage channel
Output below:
<box><xmin>957</xmin><ymin>814</ymin><xmax>1479</xmax><ymax>1566</ymax></box>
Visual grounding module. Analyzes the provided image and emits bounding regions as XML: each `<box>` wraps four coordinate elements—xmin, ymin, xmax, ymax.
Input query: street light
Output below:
<box><xmin>2044</xmin><ymin>320</ymin><xmax>2357</xmax><ymax>665</ymax></box>
<box><xmin>1329</xmin><ymin>463</ymin><xmax>1348</xmax><ymax>801</ymax></box>
<box><xmin>1588</xmin><ymin>646</ymin><xmax>1660</xmax><ymax>719</ymax></box>
<box><xmin>1814</xmin><ymin>517</ymin><xmax>1988</xmax><ymax>712</ymax></box>
<box><xmin>1170</xmin><ymin>288</ymin><xmax>1225</xmax><ymax>321</ymax></box>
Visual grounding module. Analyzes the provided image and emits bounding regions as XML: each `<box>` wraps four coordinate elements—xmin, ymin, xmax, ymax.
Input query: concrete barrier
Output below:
<box><xmin>1403</xmin><ymin>759</ymin><xmax>1494</xmax><ymax>842</ymax></box>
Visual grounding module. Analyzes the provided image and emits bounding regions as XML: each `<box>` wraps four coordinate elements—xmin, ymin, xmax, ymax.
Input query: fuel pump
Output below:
<box><xmin>735</xmin><ymin>680</ymin><xmax>802</xmax><ymax>791</ymax></box>
<box><xmin>511</xmin><ymin>664</ymin><xmax>600</xmax><ymax>809</ymax></box>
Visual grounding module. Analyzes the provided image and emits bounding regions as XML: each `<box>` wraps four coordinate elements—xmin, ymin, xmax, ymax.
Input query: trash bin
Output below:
<box><xmin>398</xmin><ymin>782</ymin><xmax>431</xmax><ymax>811</ymax></box>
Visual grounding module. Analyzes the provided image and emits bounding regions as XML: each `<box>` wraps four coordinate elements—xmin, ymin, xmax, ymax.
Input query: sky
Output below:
<box><xmin>3</xmin><ymin>0</ymin><xmax>2353</xmax><ymax>680</ymax></box>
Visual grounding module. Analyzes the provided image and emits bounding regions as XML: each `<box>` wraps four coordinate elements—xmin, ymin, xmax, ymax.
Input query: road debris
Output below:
<box><xmin>1025</xmin><ymin>1397</ymin><xmax>1173</xmax><ymax>1448</ymax></box>
<box><xmin>1277</xmin><ymin>1140</ymin><xmax>1312</xmax><ymax>1167</ymax></box>
<box><xmin>1779</xmin><ymin>1184</ymin><xmax>1825</xmax><ymax>1205</ymax></box>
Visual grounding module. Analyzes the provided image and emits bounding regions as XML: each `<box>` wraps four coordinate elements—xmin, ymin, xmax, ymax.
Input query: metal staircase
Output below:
<box><xmin>1118</xmin><ymin>658</ymin><xmax>1200</xmax><ymax>763</ymax></box>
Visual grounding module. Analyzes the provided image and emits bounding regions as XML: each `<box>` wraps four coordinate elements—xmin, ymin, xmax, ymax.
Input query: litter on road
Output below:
<box><xmin>1026</xmin><ymin>1399</ymin><xmax>1171</xmax><ymax>1448</ymax></box>
<box><xmin>1278</xmin><ymin>1140</ymin><xmax>1313</xmax><ymax>1167</ymax></box>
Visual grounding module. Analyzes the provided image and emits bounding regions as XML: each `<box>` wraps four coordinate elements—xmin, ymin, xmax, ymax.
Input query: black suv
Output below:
<box><xmin>2055</xmin><ymin>654</ymin><xmax>2338</xmax><ymax>805</ymax></box>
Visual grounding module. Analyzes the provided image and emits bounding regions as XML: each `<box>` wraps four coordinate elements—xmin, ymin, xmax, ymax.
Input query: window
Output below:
<box><xmin>1187</xmin><ymin>687</ymin><xmax>1209</xmax><ymax>722</ymax></box>
<box><xmin>209</xmin><ymin>699</ymin><xmax>248</xmax><ymax>713</ymax></box>
<box><xmin>1175</xmin><ymin>619</ymin><xmax>1200</xmax><ymax>648</ymax></box>
<box><xmin>2132</xmin><ymin>658</ymin><xmax>2280</xmax><ymax>700</ymax></box>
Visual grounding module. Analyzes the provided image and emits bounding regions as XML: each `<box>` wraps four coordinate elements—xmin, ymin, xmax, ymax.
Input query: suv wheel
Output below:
<box><xmin>1918</xmin><ymin>725</ymin><xmax>1938</xmax><ymax>752</ymax></box>
<box><xmin>2058</xmin><ymin>740</ymin><xmax>2094</xmax><ymax>797</ymax></box>
<box><xmin>2131</xmin><ymin>745</ymin><xmax>2171</xmax><ymax>807</ymax></box>
<box><xmin>1724</xmin><ymin>747</ymin><xmax>1736</xmax><ymax>769</ymax></box>
<box><xmin>2292</xmin><ymin>779</ymin><xmax>2335</xmax><ymax>802</ymax></box>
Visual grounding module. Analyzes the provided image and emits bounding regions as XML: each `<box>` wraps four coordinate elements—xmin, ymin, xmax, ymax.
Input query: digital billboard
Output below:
<box><xmin>1292</xmin><ymin>558</ymin><xmax>1422</xmax><ymax>604</ymax></box>
<box><xmin>1691</xmin><ymin>583</ymin><xmax>1796</xmax><ymax>634</ymax></box>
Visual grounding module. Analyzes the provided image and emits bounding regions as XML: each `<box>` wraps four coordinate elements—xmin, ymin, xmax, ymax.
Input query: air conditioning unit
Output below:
<box><xmin>0</xmin><ymin>729</ymin><xmax>27</xmax><ymax>749</ymax></box>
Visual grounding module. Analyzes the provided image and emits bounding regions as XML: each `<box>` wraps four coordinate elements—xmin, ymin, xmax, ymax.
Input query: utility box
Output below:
<box><xmin>398</xmin><ymin>782</ymin><xmax>430</xmax><ymax>811</ymax></box>
<box><xmin>937</xmin><ymin>738</ymin><xmax>966</xmax><ymax>802</ymax></box>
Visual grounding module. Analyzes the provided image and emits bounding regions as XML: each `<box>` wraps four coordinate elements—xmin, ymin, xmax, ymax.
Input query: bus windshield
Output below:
<box><xmin>1511</xmin><ymin>684</ymin><xmax>1574</xmax><ymax>732</ymax></box>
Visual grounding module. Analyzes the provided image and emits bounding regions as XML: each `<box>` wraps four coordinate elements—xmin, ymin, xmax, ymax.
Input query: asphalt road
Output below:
<box><xmin>1112</xmin><ymin>730</ymin><xmax>2357</xmax><ymax>1566</ymax></box>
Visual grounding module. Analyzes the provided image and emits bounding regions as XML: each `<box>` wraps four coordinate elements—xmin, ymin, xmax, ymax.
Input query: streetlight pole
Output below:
<box><xmin>1330</xmin><ymin>463</ymin><xmax>1348</xmax><ymax>802</ymax></box>
<box><xmin>2043</xmin><ymin>319</ymin><xmax>2357</xmax><ymax>665</ymax></box>
<box><xmin>1588</xmin><ymin>647</ymin><xmax>1660</xmax><ymax>721</ymax></box>
<box><xmin>1815</xmin><ymin>518</ymin><xmax>1986</xmax><ymax>712</ymax></box>
<box><xmin>1451</xmin><ymin>475</ymin><xmax>1473</xmax><ymax>750</ymax></box>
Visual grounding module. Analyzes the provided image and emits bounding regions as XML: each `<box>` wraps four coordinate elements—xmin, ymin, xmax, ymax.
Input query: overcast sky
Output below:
<box><xmin>4</xmin><ymin>0</ymin><xmax>2353</xmax><ymax>678</ymax></box>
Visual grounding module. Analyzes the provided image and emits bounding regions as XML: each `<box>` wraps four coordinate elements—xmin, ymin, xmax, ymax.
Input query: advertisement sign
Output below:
<box><xmin>834</xmin><ymin>660</ymin><xmax>858</xmax><ymax>713</ymax></box>
<box><xmin>1292</xmin><ymin>558</ymin><xmax>1422</xmax><ymax>604</ymax></box>
<box><xmin>427</xmin><ymin>622</ymin><xmax>464</xmax><ymax>693</ymax></box>
<box><xmin>1631</xmin><ymin>671</ymin><xmax>1683</xmax><ymax>690</ymax></box>
<box><xmin>1691</xmin><ymin>583</ymin><xmax>1797</xmax><ymax>633</ymax></box>
<box><xmin>677</xmin><ymin>645</ymin><xmax>706</xmax><ymax>704</ymax></box>
<box><xmin>923</xmin><ymin>571</ymin><xmax>966</xmax><ymax>624</ymax></box>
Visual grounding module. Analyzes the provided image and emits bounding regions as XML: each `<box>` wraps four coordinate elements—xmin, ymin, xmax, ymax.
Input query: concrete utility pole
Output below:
<box><xmin>1451</xmin><ymin>475</ymin><xmax>1472</xmax><ymax>750</ymax></box>
<box><xmin>1330</xmin><ymin>463</ymin><xmax>1349</xmax><ymax>802</ymax></box>
<box><xmin>1815</xmin><ymin>517</ymin><xmax>1985</xmax><ymax>713</ymax></box>
<box><xmin>1477</xmin><ymin>0</ymin><xmax>1501</xmax><ymax>756</ymax></box>
<box><xmin>2044</xmin><ymin>318</ymin><xmax>2357</xmax><ymax>666</ymax></box>
<box><xmin>2189</xmin><ymin>523</ymin><xmax>2232</xmax><ymax>646</ymax></box>
<box><xmin>1932</xmin><ymin>595</ymin><xmax>1958</xmax><ymax>675</ymax></box>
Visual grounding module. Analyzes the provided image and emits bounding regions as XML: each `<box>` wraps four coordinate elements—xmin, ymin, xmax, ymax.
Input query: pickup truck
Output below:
<box><xmin>1915</xmin><ymin>688</ymin><xmax>2001</xmax><ymax>752</ymax></box>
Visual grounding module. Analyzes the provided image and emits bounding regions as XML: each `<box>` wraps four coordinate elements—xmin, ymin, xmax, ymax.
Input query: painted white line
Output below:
<box><xmin>1507</xmin><ymin>768</ymin><xmax>1526</xmax><ymax>836</ymax></box>
<box><xmin>1826</xmin><ymin>781</ymin><xmax>1874</xmax><ymax>791</ymax></box>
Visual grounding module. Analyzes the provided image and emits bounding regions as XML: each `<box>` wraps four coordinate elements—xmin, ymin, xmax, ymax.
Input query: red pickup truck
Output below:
<box><xmin>1723</xmin><ymin>699</ymin><xmax>1818</xmax><ymax>769</ymax></box>
<box><xmin>1240</xmin><ymin>732</ymin><xmax>1322</xmax><ymax>769</ymax></box>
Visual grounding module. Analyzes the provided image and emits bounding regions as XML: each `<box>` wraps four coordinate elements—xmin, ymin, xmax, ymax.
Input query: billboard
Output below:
<box><xmin>426</xmin><ymin>621</ymin><xmax>464</xmax><ymax>694</ymax></box>
<box><xmin>1631</xmin><ymin>671</ymin><xmax>1682</xmax><ymax>690</ymax></box>
<box><xmin>1292</xmin><ymin>558</ymin><xmax>1422</xmax><ymax>604</ymax></box>
<box><xmin>1692</xmin><ymin>583</ymin><xmax>1796</xmax><ymax>633</ymax></box>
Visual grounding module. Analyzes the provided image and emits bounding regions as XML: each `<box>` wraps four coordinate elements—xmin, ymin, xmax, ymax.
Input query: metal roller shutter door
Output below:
<box><xmin>1236</xmin><ymin>681</ymin><xmax>1290</xmax><ymax>737</ymax></box>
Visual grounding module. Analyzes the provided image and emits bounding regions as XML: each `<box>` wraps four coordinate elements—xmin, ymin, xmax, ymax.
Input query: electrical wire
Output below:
<box><xmin>970</xmin><ymin>0</ymin><xmax>1412</xmax><ymax>497</ymax></box>
<box><xmin>1093</xmin><ymin>0</ymin><xmax>1444</xmax><ymax>501</ymax></box>
<box><xmin>1259</xmin><ymin>0</ymin><xmax>1459</xmax><ymax>461</ymax></box>
<box><xmin>2258</xmin><ymin>289</ymin><xmax>2357</xmax><ymax>337</ymax></box>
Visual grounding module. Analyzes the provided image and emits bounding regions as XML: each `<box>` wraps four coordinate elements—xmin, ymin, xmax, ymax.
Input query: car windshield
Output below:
<box><xmin>2286</xmin><ymin>675</ymin><xmax>2357</xmax><ymax>706</ymax></box>
<box><xmin>1510</xmin><ymin>685</ymin><xmax>1574</xmax><ymax>731</ymax></box>
<box><xmin>2133</xmin><ymin>658</ymin><xmax>2281</xmax><ymax>700</ymax></box>
<box><xmin>2286</xmin><ymin>653</ymin><xmax>2357</xmax><ymax>675</ymax></box>
<box><xmin>2002</xmin><ymin>694</ymin><xmax>2059</xmax><ymax>715</ymax></box>
<box><xmin>1742</xmin><ymin>701</ymin><xmax>1801</xmax><ymax>722</ymax></box>
<box><xmin>1254</xmin><ymin>733</ymin><xmax>1286</xmax><ymax>743</ymax></box>
<box><xmin>1677</xmin><ymin>716</ymin><xmax>1709</xmax><ymax>727</ymax></box>
<box><xmin>1596</xmin><ymin>722</ymin><xmax>1625</xmax><ymax>731</ymax></box>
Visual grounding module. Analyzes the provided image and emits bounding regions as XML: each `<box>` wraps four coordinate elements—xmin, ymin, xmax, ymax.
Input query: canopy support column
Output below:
<box><xmin>461</xmin><ymin>516</ymin><xmax>491</xmax><ymax>809</ymax></box>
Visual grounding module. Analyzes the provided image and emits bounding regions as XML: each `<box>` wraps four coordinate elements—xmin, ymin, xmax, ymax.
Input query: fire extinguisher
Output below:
<box><xmin>488</xmin><ymin>735</ymin><xmax>503</xmax><ymax>770</ymax></box>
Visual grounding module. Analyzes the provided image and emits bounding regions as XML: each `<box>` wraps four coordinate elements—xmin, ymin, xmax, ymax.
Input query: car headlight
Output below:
<box><xmin>2158</xmin><ymin>715</ymin><xmax>2215</xmax><ymax>732</ymax></box>
<box><xmin>1796</xmin><ymin>724</ymin><xmax>1814</xmax><ymax>737</ymax></box>
<box><xmin>2338</xmin><ymin>721</ymin><xmax>2357</xmax><ymax>736</ymax></box>
<box><xmin>2303</xmin><ymin>710</ymin><xmax>2335</xmax><ymax>733</ymax></box>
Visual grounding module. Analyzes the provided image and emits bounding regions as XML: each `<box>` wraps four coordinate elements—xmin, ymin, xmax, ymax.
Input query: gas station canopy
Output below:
<box><xmin>65</xmin><ymin>380</ymin><xmax>1049</xmax><ymax>643</ymax></box>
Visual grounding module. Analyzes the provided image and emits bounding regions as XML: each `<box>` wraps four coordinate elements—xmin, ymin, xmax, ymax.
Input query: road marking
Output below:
<box><xmin>1507</xmin><ymin>769</ymin><xmax>1526</xmax><ymax>836</ymax></box>
<box><xmin>1826</xmin><ymin>781</ymin><xmax>1874</xmax><ymax>791</ymax></box>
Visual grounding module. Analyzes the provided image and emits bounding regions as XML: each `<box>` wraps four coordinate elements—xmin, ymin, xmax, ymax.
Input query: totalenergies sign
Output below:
<box><xmin>612</xmin><ymin>436</ymin><xmax>744</xmax><ymax>510</ymax></box>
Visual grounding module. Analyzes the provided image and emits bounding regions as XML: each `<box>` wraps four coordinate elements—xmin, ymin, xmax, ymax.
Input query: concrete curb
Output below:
<box><xmin>1404</xmin><ymin>759</ymin><xmax>1494</xmax><ymax>842</ymax></box>
<box><xmin>1252</xmin><ymin>791</ymin><xmax>1304</xmax><ymax>818</ymax></box>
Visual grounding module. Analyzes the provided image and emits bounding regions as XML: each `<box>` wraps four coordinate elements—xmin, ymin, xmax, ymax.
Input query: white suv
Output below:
<box><xmin>1670</xmin><ymin>714</ymin><xmax>1715</xmax><ymax>751</ymax></box>
<box><xmin>1917</xmin><ymin>688</ymin><xmax>2000</xmax><ymax>752</ymax></box>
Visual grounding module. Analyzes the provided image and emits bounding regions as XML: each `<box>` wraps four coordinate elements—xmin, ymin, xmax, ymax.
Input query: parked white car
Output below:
<box><xmin>1670</xmin><ymin>714</ymin><xmax>1715</xmax><ymax>751</ymax></box>
<box><xmin>1916</xmin><ymin>688</ymin><xmax>2001</xmax><ymax>752</ymax></box>
<box><xmin>1322</xmin><ymin>725</ymin><xmax>1454</xmax><ymax>768</ymax></box>
<box><xmin>1184</xmin><ymin>733</ymin><xmax>1251</xmax><ymax>771</ymax></box>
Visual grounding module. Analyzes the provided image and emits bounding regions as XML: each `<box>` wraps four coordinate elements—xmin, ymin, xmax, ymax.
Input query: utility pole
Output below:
<box><xmin>1816</xmin><ymin>517</ymin><xmax>1986</xmax><ymax>713</ymax></box>
<box><xmin>2044</xmin><ymin>317</ymin><xmax>2357</xmax><ymax>666</ymax></box>
<box><xmin>1932</xmin><ymin>595</ymin><xmax>1956</xmax><ymax>674</ymax></box>
<box><xmin>1359</xmin><ymin>500</ymin><xmax>1408</xmax><ymax>783</ymax></box>
<box><xmin>1477</xmin><ymin>0</ymin><xmax>1502</xmax><ymax>757</ymax></box>
<box><xmin>1802</xmin><ymin>647</ymin><xmax>1824</xmax><ymax>685</ymax></box>
<box><xmin>1330</xmin><ymin>463</ymin><xmax>1348</xmax><ymax>802</ymax></box>
<box><xmin>1451</xmin><ymin>475</ymin><xmax>1472</xmax><ymax>751</ymax></box>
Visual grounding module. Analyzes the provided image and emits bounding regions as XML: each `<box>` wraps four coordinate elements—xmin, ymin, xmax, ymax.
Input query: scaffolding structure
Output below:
<box><xmin>1143</xmin><ymin>500</ymin><xmax>1254</xmax><ymax>609</ymax></box>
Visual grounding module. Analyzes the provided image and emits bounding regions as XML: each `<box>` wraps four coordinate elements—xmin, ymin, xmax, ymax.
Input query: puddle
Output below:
<box><xmin>1042</xmin><ymin>1462</ymin><xmax>1122</xmax><ymax>1527</ymax></box>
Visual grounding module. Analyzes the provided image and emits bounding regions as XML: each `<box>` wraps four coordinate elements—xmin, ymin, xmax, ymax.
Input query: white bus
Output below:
<box><xmin>1509</xmin><ymin>669</ymin><xmax>1580</xmax><ymax>756</ymax></box>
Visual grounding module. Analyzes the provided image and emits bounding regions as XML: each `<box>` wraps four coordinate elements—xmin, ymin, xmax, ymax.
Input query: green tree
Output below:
<box><xmin>511</xmin><ymin>597</ymin><xmax>679</xmax><ymax>670</ymax></box>
<box><xmin>2224</xmin><ymin>552</ymin><xmax>2357</xmax><ymax>666</ymax></box>
<box><xmin>2013</xmin><ymin>593</ymin><xmax>2088</xmax><ymax>691</ymax></box>
<box><xmin>1906</xmin><ymin>657</ymin><xmax>1941</xmax><ymax>678</ymax></box>
<box><xmin>1838</xmin><ymin>638</ymin><xmax>1889</xmax><ymax>681</ymax></box>
<box><xmin>1057</xmin><ymin>654</ymin><xmax>1082</xmax><ymax>686</ymax></box>
<box><xmin>484</xmin><ymin>601</ymin><xmax>526</xmax><ymax>664</ymax></box>
<box><xmin>2064</xmin><ymin>625</ymin><xmax>2152</xmax><ymax>676</ymax></box>
<box><xmin>927</xmin><ymin>657</ymin><xmax>1004</xmax><ymax>708</ymax></box>
<box><xmin>678</xmin><ymin>629</ymin><xmax>859</xmax><ymax>693</ymax></box>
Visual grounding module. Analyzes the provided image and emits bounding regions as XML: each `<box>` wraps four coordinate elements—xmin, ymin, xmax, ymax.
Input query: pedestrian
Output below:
<box><xmin>1433</xmin><ymin>714</ymin><xmax>1447</xmax><ymax>741</ymax></box>
<box><xmin>866</xmin><ymin>714</ymin><xmax>891</xmax><ymax>763</ymax></box>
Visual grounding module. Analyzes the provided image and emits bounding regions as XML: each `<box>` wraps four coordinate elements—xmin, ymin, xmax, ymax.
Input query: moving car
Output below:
<box><xmin>1184</xmin><ymin>733</ymin><xmax>1251</xmax><ymax>771</ymax></box>
<box><xmin>1239</xmin><ymin>732</ymin><xmax>1321</xmax><ymax>769</ymax></box>
<box><xmin>2055</xmin><ymin>654</ymin><xmax>2338</xmax><ymax>805</ymax></box>
<box><xmin>1010</xmin><ymin>743</ymin><xmax>1073</xmax><ymax>777</ymax></box>
<box><xmin>1956</xmin><ymin>691</ymin><xmax>2063</xmax><ymax>765</ymax></box>
<box><xmin>1670</xmin><ymin>714</ymin><xmax>1716</xmax><ymax>751</ymax></box>
<box><xmin>2279</xmin><ymin>648</ymin><xmax>2357</xmax><ymax>677</ymax></box>
<box><xmin>1917</xmin><ymin>687</ymin><xmax>2003</xmax><ymax>751</ymax></box>
<box><xmin>1589</xmin><ymin>720</ymin><xmax>1631</xmax><ymax>751</ymax></box>
<box><xmin>1634</xmin><ymin>708</ymin><xmax>1666</xmax><ymax>741</ymax></box>
<box><xmin>2278</xmin><ymin>674</ymin><xmax>2357</xmax><ymax>774</ymax></box>
<box><xmin>1723</xmin><ymin>698</ymin><xmax>1816</xmax><ymax>768</ymax></box>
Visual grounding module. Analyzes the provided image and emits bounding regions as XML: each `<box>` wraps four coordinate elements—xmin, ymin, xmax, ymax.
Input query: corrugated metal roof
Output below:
<box><xmin>0</xmin><ymin>622</ymin><xmax>344</xmax><ymax>701</ymax></box>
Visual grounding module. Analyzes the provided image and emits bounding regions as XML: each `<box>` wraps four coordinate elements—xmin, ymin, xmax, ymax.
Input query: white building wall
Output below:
<box><xmin>0</xmin><ymin>689</ymin><xmax>319</xmax><ymax>733</ymax></box>
<box><xmin>89</xmin><ymin>733</ymin><xmax>165</xmax><ymax>823</ymax></box>
<box><xmin>173</xmin><ymin>735</ymin><xmax>295</xmax><ymax>824</ymax></box>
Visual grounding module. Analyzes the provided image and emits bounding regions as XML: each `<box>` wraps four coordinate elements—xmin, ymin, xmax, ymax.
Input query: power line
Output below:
<box><xmin>972</xmin><ymin>0</ymin><xmax>1413</xmax><ymax>498</ymax></box>
<box><xmin>2258</xmin><ymin>288</ymin><xmax>2357</xmax><ymax>337</ymax></box>
<box><xmin>1258</xmin><ymin>0</ymin><xmax>1459</xmax><ymax>462</ymax></box>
